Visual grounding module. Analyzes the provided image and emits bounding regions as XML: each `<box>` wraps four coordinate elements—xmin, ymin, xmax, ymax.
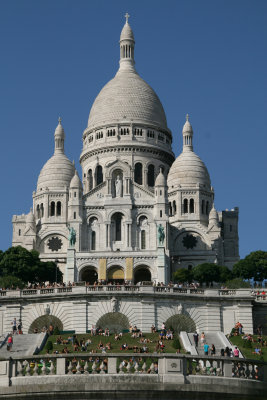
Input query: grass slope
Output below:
<box><xmin>229</xmin><ymin>335</ymin><xmax>267</xmax><ymax>362</ymax></box>
<box><xmin>41</xmin><ymin>332</ymin><xmax>182</xmax><ymax>355</ymax></box>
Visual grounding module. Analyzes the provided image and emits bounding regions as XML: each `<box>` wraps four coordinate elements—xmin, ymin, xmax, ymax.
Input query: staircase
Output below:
<box><xmin>188</xmin><ymin>332</ymin><xmax>225</xmax><ymax>356</ymax></box>
<box><xmin>0</xmin><ymin>333</ymin><xmax>46</xmax><ymax>357</ymax></box>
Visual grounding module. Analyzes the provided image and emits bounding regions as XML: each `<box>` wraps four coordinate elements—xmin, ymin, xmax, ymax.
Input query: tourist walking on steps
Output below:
<box><xmin>11</xmin><ymin>318</ymin><xmax>17</xmax><ymax>334</ymax></box>
<box><xmin>193</xmin><ymin>332</ymin><xmax>199</xmax><ymax>347</ymax></box>
<box><xmin>7</xmin><ymin>335</ymin><xmax>13</xmax><ymax>351</ymax></box>
<box><xmin>204</xmin><ymin>343</ymin><xmax>209</xmax><ymax>355</ymax></box>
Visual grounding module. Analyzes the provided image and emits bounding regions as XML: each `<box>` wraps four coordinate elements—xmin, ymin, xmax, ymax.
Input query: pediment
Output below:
<box><xmin>106</xmin><ymin>159</ymin><xmax>131</xmax><ymax>178</ymax></box>
<box><xmin>24</xmin><ymin>226</ymin><xmax>36</xmax><ymax>236</ymax></box>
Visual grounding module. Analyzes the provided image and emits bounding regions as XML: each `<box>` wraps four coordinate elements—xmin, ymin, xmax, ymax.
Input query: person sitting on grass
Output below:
<box><xmin>98</xmin><ymin>340</ymin><xmax>103</xmax><ymax>349</ymax></box>
<box><xmin>104</xmin><ymin>328</ymin><xmax>110</xmax><ymax>336</ymax></box>
<box><xmin>151</xmin><ymin>324</ymin><xmax>156</xmax><ymax>333</ymax></box>
<box><xmin>121</xmin><ymin>342</ymin><xmax>128</xmax><ymax>350</ymax></box>
<box><xmin>73</xmin><ymin>343</ymin><xmax>79</xmax><ymax>352</ymax></box>
<box><xmin>252</xmin><ymin>347</ymin><xmax>262</xmax><ymax>355</ymax></box>
<box><xmin>106</xmin><ymin>342</ymin><xmax>111</xmax><ymax>350</ymax></box>
<box><xmin>131</xmin><ymin>331</ymin><xmax>137</xmax><ymax>339</ymax></box>
<box><xmin>166</xmin><ymin>330</ymin><xmax>173</xmax><ymax>340</ymax></box>
<box><xmin>159</xmin><ymin>330</ymin><xmax>166</xmax><ymax>340</ymax></box>
<box><xmin>62</xmin><ymin>346</ymin><xmax>69</xmax><ymax>354</ymax></box>
<box><xmin>56</xmin><ymin>336</ymin><xmax>63</xmax><ymax>344</ymax></box>
<box><xmin>114</xmin><ymin>333</ymin><xmax>120</xmax><ymax>341</ymax></box>
<box><xmin>138</xmin><ymin>330</ymin><xmax>143</xmax><ymax>338</ymax></box>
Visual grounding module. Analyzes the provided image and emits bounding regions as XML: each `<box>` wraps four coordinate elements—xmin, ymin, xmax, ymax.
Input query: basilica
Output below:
<box><xmin>12</xmin><ymin>17</ymin><xmax>239</xmax><ymax>284</ymax></box>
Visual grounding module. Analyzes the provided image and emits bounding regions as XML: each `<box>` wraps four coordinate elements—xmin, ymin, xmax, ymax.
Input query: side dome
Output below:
<box><xmin>167</xmin><ymin>115</ymin><xmax>211</xmax><ymax>189</ymax></box>
<box><xmin>37</xmin><ymin>120</ymin><xmax>75</xmax><ymax>191</ymax></box>
<box><xmin>168</xmin><ymin>151</ymin><xmax>211</xmax><ymax>188</ymax></box>
<box><xmin>37</xmin><ymin>154</ymin><xmax>75</xmax><ymax>190</ymax></box>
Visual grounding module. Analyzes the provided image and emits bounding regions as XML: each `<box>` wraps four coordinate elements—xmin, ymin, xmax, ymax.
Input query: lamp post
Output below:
<box><xmin>55</xmin><ymin>259</ymin><xmax>59</xmax><ymax>284</ymax></box>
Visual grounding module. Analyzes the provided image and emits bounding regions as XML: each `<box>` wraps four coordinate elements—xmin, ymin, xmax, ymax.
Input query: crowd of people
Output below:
<box><xmin>45</xmin><ymin>322</ymin><xmax>176</xmax><ymax>355</ymax></box>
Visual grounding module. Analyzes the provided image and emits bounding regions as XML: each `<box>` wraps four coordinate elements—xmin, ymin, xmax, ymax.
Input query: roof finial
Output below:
<box><xmin>58</xmin><ymin>116</ymin><xmax>62</xmax><ymax>124</ymax></box>
<box><xmin>125</xmin><ymin>12</ymin><xmax>130</xmax><ymax>23</ymax></box>
<box><xmin>186</xmin><ymin>113</ymin><xmax>189</xmax><ymax>122</ymax></box>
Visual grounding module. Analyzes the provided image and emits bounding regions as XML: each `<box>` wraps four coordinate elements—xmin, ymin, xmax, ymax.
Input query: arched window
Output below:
<box><xmin>190</xmin><ymin>199</ymin><xmax>194</xmax><ymax>213</ymax></box>
<box><xmin>56</xmin><ymin>201</ymin><xmax>61</xmax><ymax>216</ymax></box>
<box><xmin>206</xmin><ymin>201</ymin><xmax>209</xmax><ymax>215</ymax></box>
<box><xmin>96</xmin><ymin>165</ymin><xmax>103</xmax><ymax>186</ymax></box>
<box><xmin>169</xmin><ymin>202</ymin><xmax>172</xmax><ymax>216</ymax></box>
<box><xmin>50</xmin><ymin>201</ymin><xmax>55</xmax><ymax>217</ymax></box>
<box><xmin>18</xmin><ymin>229</ymin><xmax>21</xmax><ymax>236</ymax></box>
<box><xmin>36</xmin><ymin>205</ymin><xmax>40</xmax><ymax>219</ymax></box>
<box><xmin>112</xmin><ymin>213</ymin><xmax>123</xmax><ymax>241</ymax></box>
<box><xmin>173</xmin><ymin>200</ymin><xmax>177</xmax><ymax>215</ymax></box>
<box><xmin>147</xmin><ymin>164</ymin><xmax>155</xmax><ymax>187</ymax></box>
<box><xmin>91</xmin><ymin>231</ymin><xmax>96</xmax><ymax>250</ymax></box>
<box><xmin>141</xmin><ymin>230</ymin><xmax>146</xmax><ymax>249</ymax></box>
<box><xmin>201</xmin><ymin>200</ymin><xmax>205</xmax><ymax>214</ymax></box>
<box><xmin>88</xmin><ymin>169</ymin><xmax>93</xmax><ymax>191</ymax></box>
<box><xmin>134</xmin><ymin>163</ymin><xmax>143</xmax><ymax>185</ymax></box>
<box><xmin>183</xmin><ymin>199</ymin><xmax>188</xmax><ymax>214</ymax></box>
<box><xmin>40</xmin><ymin>203</ymin><xmax>44</xmax><ymax>218</ymax></box>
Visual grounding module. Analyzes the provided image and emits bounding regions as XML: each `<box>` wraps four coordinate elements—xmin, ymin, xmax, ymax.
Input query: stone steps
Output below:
<box><xmin>0</xmin><ymin>333</ymin><xmax>46</xmax><ymax>357</ymax></box>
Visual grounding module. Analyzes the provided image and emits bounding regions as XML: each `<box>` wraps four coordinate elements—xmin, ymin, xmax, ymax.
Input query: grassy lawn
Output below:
<box><xmin>40</xmin><ymin>332</ymin><xmax>182</xmax><ymax>355</ymax></box>
<box><xmin>229</xmin><ymin>335</ymin><xmax>267</xmax><ymax>362</ymax></box>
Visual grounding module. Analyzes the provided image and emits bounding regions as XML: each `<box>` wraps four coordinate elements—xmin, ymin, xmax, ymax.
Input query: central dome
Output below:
<box><xmin>87</xmin><ymin>20</ymin><xmax>169</xmax><ymax>132</ymax></box>
<box><xmin>87</xmin><ymin>70</ymin><xmax>168</xmax><ymax>130</ymax></box>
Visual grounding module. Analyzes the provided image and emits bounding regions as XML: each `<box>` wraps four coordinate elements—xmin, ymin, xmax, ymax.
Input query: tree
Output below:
<box><xmin>225</xmin><ymin>278</ymin><xmax>251</xmax><ymax>289</ymax></box>
<box><xmin>0</xmin><ymin>275</ymin><xmax>24</xmax><ymax>289</ymax></box>
<box><xmin>233</xmin><ymin>251</ymin><xmax>267</xmax><ymax>282</ymax></box>
<box><xmin>173</xmin><ymin>268</ymin><xmax>193</xmax><ymax>283</ymax></box>
<box><xmin>192</xmin><ymin>263</ymin><xmax>221</xmax><ymax>286</ymax></box>
<box><xmin>0</xmin><ymin>246</ymin><xmax>62</xmax><ymax>284</ymax></box>
<box><xmin>218</xmin><ymin>265</ymin><xmax>232</xmax><ymax>283</ymax></box>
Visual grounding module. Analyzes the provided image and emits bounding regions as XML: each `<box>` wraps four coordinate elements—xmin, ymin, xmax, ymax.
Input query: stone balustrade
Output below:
<box><xmin>2</xmin><ymin>353</ymin><xmax>266</xmax><ymax>382</ymax></box>
<box><xmin>0</xmin><ymin>286</ymin><xmax>256</xmax><ymax>298</ymax></box>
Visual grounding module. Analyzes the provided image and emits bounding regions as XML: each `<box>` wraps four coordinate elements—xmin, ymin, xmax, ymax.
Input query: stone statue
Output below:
<box><xmin>68</xmin><ymin>226</ymin><xmax>76</xmax><ymax>247</ymax></box>
<box><xmin>115</xmin><ymin>175</ymin><xmax>122</xmax><ymax>197</ymax></box>
<box><xmin>157</xmin><ymin>224</ymin><xmax>165</xmax><ymax>245</ymax></box>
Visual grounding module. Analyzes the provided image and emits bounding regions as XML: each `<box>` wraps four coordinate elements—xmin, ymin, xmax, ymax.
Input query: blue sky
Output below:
<box><xmin>0</xmin><ymin>0</ymin><xmax>266</xmax><ymax>258</ymax></box>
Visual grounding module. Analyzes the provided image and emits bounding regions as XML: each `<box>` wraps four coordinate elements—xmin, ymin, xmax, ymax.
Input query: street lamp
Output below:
<box><xmin>55</xmin><ymin>259</ymin><xmax>59</xmax><ymax>284</ymax></box>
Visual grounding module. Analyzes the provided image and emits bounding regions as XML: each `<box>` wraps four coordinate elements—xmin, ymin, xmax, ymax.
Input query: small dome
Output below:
<box><xmin>70</xmin><ymin>170</ymin><xmax>82</xmax><ymax>189</ymax></box>
<box><xmin>120</xmin><ymin>22</ymin><xmax>134</xmax><ymax>41</ymax></box>
<box><xmin>167</xmin><ymin>151</ymin><xmax>211</xmax><ymax>189</ymax></box>
<box><xmin>54</xmin><ymin>118</ymin><xmax>65</xmax><ymax>139</ymax></box>
<box><xmin>183</xmin><ymin>119</ymin><xmax>193</xmax><ymax>134</ymax></box>
<box><xmin>155</xmin><ymin>169</ymin><xmax>166</xmax><ymax>186</ymax></box>
<box><xmin>37</xmin><ymin>153</ymin><xmax>75</xmax><ymax>190</ymax></box>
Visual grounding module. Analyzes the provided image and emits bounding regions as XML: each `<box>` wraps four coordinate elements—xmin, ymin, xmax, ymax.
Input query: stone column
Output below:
<box><xmin>99</xmin><ymin>258</ymin><xmax>107</xmax><ymax>281</ymax></box>
<box><xmin>105</xmin><ymin>223</ymin><xmax>111</xmax><ymax>249</ymax></box>
<box><xmin>125</xmin><ymin>257</ymin><xmax>133</xmax><ymax>282</ymax></box>
<box><xmin>66</xmin><ymin>248</ymin><xmax>76</xmax><ymax>283</ymax></box>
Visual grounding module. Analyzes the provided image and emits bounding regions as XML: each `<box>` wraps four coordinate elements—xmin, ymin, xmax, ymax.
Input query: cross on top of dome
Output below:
<box><xmin>125</xmin><ymin>12</ymin><xmax>130</xmax><ymax>23</ymax></box>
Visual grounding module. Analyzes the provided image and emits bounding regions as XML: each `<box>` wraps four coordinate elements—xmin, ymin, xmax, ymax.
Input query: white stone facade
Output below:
<box><xmin>12</xmin><ymin>18</ymin><xmax>239</xmax><ymax>284</ymax></box>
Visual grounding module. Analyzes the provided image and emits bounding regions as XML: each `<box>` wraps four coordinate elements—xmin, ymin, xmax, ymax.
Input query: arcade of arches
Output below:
<box><xmin>79</xmin><ymin>265</ymin><xmax>152</xmax><ymax>284</ymax></box>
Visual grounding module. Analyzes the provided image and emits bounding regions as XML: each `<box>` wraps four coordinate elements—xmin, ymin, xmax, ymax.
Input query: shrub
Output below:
<box><xmin>53</xmin><ymin>326</ymin><xmax>60</xmax><ymax>335</ymax></box>
<box><xmin>243</xmin><ymin>340</ymin><xmax>252</xmax><ymax>349</ymax></box>
<box><xmin>46</xmin><ymin>341</ymin><xmax>53</xmax><ymax>352</ymax></box>
<box><xmin>173</xmin><ymin>337</ymin><xmax>181</xmax><ymax>350</ymax></box>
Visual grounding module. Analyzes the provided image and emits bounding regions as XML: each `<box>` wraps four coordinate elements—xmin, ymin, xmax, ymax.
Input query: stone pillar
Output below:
<box><xmin>105</xmin><ymin>223</ymin><xmax>111</xmax><ymax>249</ymax></box>
<box><xmin>144</xmin><ymin>168</ymin><xmax>148</xmax><ymax>186</ymax></box>
<box><xmin>3</xmin><ymin>305</ymin><xmax>21</xmax><ymax>334</ymax></box>
<box><xmin>141</xmin><ymin>300</ymin><xmax>155</xmax><ymax>332</ymax></box>
<box><xmin>66</xmin><ymin>248</ymin><xmax>76</xmax><ymax>283</ymax></box>
<box><xmin>205</xmin><ymin>303</ymin><xmax>222</xmax><ymax>332</ymax></box>
<box><xmin>157</xmin><ymin>245</ymin><xmax>166</xmax><ymax>284</ymax></box>
<box><xmin>125</xmin><ymin>258</ymin><xmax>133</xmax><ymax>282</ymax></box>
<box><xmin>99</xmin><ymin>258</ymin><xmax>107</xmax><ymax>281</ymax></box>
<box><xmin>72</xmin><ymin>300</ymin><xmax>87</xmax><ymax>333</ymax></box>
